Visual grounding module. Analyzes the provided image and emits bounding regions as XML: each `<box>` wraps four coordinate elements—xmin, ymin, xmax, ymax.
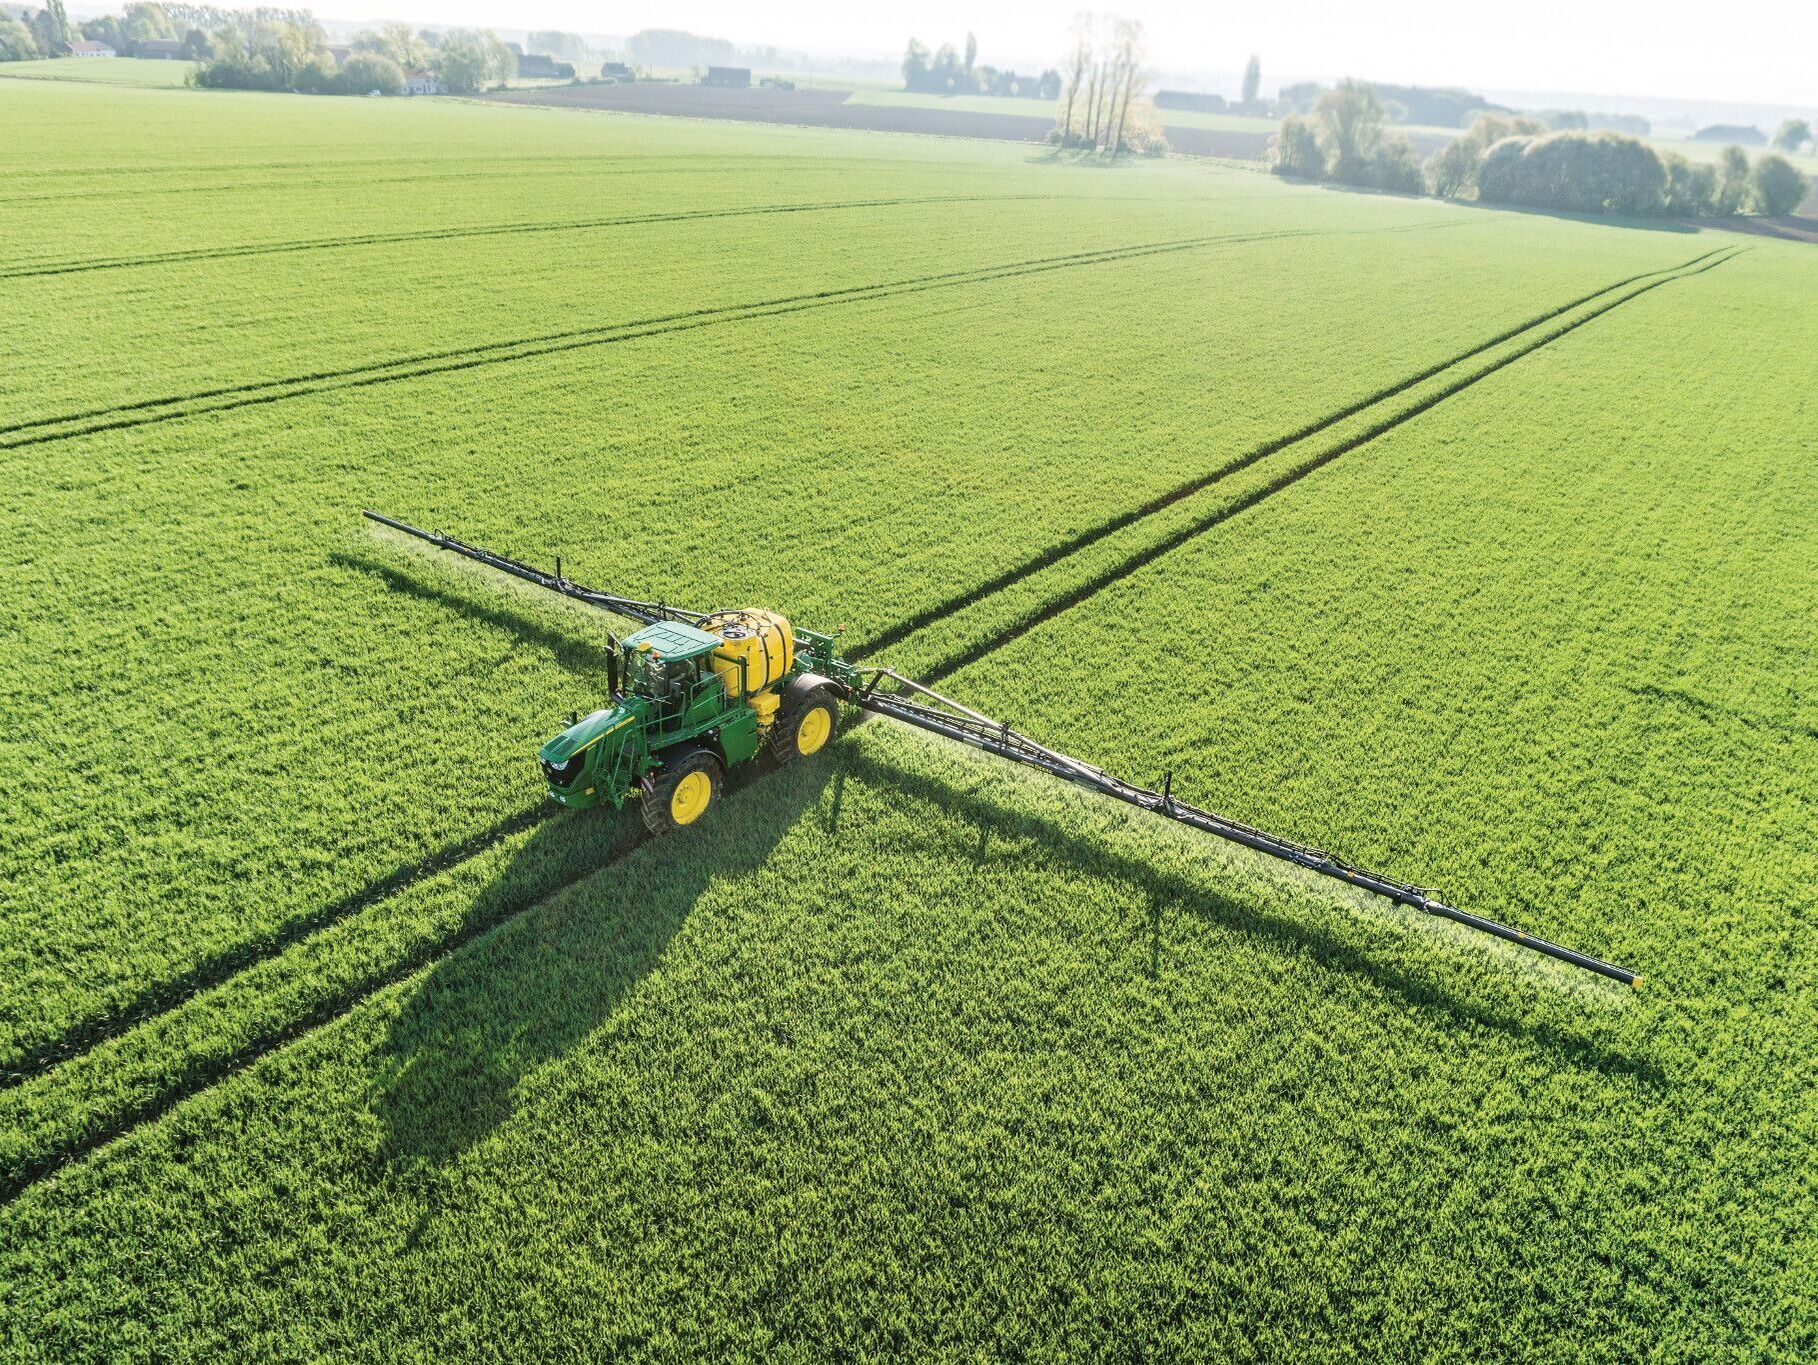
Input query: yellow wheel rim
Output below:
<box><xmin>795</xmin><ymin>706</ymin><xmax>832</xmax><ymax>756</ymax></box>
<box><xmin>670</xmin><ymin>770</ymin><xmax>712</xmax><ymax>825</ymax></box>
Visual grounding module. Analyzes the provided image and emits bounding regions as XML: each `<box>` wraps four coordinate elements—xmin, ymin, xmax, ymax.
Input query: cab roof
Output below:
<box><xmin>623</xmin><ymin>619</ymin><xmax>721</xmax><ymax>660</ymax></box>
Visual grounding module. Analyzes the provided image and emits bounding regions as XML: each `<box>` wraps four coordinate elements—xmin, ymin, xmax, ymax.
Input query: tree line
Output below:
<box><xmin>1</xmin><ymin>0</ymin><xmax>216</xmax><ymax>61</ymax></box>
<box><xmin>1772</xmin><ymin>119</ymin><xmax>1814</xmax><ymax>154</ymax></box>
<box><xmin>901</xmin><ymin>33</ymin><xmax>1060</xmax><ymax>100</ymax></box>
<box><xmin>1278</xmin><ymin>79</ymin><xmax>1504</xmax><ymax>131</ymax></box>
<box><xmin>1166</xmin><ymin>65</ymin><xmax>1671</xmax><ymax>142</ymax></box>
<box><xmin>0</xmin><ymin>0</ymin><xmax>520</xmax><ymax>94</ymax></box>
<box><xmin>624</xmin><ymin>29</ymin><xmax>732</xmax><ymax>69</ymax></box>
<box><xmin>1538</xmin><ymin>108</ymin><xmax>1650</xmax><ymax>137</ymax></box>
<box><xmin>1276</xmin><ymin>81</ymin><xmax>1811</xmax><ymax>218</ymax></box>
<box><xmin>1272</xmin><ymin>81</ymin><xmax>1425</xmax><ymax>192</ymax></box>
<box><xmin>527</xmin><ymin>30</ymin><xmax>588</xmax><ymax>61</ymax></box>
<box><xmin>1051</xmin><ymin>13</ymin><xmax>1164</xmax><ymax>156</ymax></box>
<box><xmin>190</xmin><ymin>13</ymin><xmax>513</xmax><ymax>95</ymax></box>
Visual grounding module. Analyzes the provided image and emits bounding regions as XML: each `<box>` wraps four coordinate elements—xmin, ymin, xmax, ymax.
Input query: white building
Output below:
<box><xmin>68</xmin><ymin>41</ymin><xmax>116</xmax><ymax>58</ymax></box>
<box><xmin>404</xmin><ymin>70</ymin><xmax>443</xmax><ymax>96</ymax></box>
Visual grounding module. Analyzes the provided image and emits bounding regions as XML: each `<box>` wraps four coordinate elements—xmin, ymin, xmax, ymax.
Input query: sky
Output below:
<box><xmin>324</xmin><ymin>1</ymin><xmax>1815</xmax><ymax>109</ymax></box>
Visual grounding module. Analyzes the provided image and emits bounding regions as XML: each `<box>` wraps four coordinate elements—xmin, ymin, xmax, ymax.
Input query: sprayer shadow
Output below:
<box><xmin>331</xmin><ymin>550</ymin><xmax>603</xmax><ymax>673</ymax></box>
<box><xmin>373</xmin><ymin>729</ymin><xmax>1658</xmax><ymax>1200</ymax></box>
<box><xmin>370</xmin><ymin>753</ymin><xmax>825</xmax><ymax>1175</ymax></box>
<box><xmin>347</xmin><ymin>547</ymin><xmax>1656</xmax><ymax>1189</ymax></box>
<box><xmin>836</xmin><ymin>746</ymin><xmax>1661</xmax><ymax>1087</ymax></box>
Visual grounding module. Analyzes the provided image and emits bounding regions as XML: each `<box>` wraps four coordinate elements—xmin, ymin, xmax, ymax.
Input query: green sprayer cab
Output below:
<box><xmin>363</xmin><ymin>510</ymin><xmax>1639</xmax><ymax>986</ymax></box>
<box><xmin>537</xmin><ymin>615</ymin><xmax>854</xmax><ymax>832</ymax></box>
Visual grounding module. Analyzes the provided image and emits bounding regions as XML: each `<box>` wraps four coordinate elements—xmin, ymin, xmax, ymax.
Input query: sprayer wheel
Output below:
<box><xmin>768</xmin><ymin>688</ymin><xmax>839</xmax><ymax>763</ymax></box>
<box><xmin>641</xmin><ymin>748</ymin><xmax>722</xmax><ymax>834</ymax></box>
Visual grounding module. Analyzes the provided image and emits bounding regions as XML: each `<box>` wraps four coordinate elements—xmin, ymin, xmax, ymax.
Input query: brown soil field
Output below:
<box><xmin>481</xmin><ymin>83</ymin><xmax>1444</xmax><ymax>162</ymax></box>
<box><xmin>1706</xmin><ymin>212</ymin><xmax>1818</xmax><ymax>243</ymax></box>
<box><xmin>487</xmin><ymin>84</ymin><xmax>1055</xmax><ymax>142</ymax></box>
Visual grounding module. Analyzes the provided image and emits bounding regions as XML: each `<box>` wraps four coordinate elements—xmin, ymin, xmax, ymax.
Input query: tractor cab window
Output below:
<box><xmin>625</xmin><ymin>649</ymin><xmax>698</xmax><ymax>706</ymax></box>
<box><xmin>624</xmin><ymin>649</ymin><xmax>667</xmax><ymax>698</ymax></box>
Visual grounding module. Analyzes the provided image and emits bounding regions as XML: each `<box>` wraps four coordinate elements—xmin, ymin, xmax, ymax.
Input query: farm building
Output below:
<box><xmin>403</xmin><ymin>70</ymin><xmax>443</xmax><ymax>96</ymax></box>
<box><xmin>133</xmin><ymin>38</ymin><xmax>184</xmax><ymax>59</ymax></box>
<box><xmin>598</xmin><ymin>61</ymin><xmax>633</xmax><ymax>81</ymax></box>
<box><xmin>702</xmin><ymin>66</ymin><xmax>751</xmax><ymax>89</ymax></box>
<box><xmin>67</xmin><ymin>40</ymin><xmax>115</xmax><ymax>57</ymax></box>
<box><xmin>326</xmin><ymin>45</ymin><xmax>351</xmax><ymax>67</ymax></box>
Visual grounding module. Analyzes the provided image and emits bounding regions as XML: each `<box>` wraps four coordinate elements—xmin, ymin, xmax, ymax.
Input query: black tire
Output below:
<box><xmin>768</xmin><ymin>687</ymin><xmax>839</xmax><ymax>764</ymax></box>
<box><xmin>640</xmin><ymin>747</ymin><xmax>722</xmax><ymax>835</ymax></box>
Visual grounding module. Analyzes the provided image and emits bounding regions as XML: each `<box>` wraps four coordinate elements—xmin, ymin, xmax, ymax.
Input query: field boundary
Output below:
<box><xmin>0</xmin><ymin>219</ymin><xmax>1464</xmax><ymax>451</ymax></box>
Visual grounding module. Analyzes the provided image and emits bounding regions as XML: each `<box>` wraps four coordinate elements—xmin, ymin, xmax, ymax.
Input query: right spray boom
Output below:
<box><xmin>842</xmin><ymin>668</ymin><xmax>1639</xmax><ymax>987</ymax></box>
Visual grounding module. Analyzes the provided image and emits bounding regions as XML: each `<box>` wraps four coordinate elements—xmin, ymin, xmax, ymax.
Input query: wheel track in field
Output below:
<box><xmin>0</xmin><ymin>773</ymin><xmax>735</xmax><ymax>1203</ymax></box>
<box><xmin>0</xmin><ymin>229</ymin><xmax>1286</xmax><ymax>439</ymax></box>
<box><xmin>0</xmin><ymin>219</ymin><xmax>1465</xmax><ymax>452</ymax></box>
<box><xmin>0</xmin><ymin>166</ymin><xmax>1258</xmax><ymax>209</ymax></box>
<box><xmin>0</xmin><ymin>149</ymin><xmax>1063</xmax><ymax>195</ymax></box>
<box><xmin>0</xmin><ymin>153</ymin><xmax>852</xmax><ymax>205</ymax></box>
<box><xmin>907</xmin><ymin>245</ymin><xmax>1747</xmax><ymax>686</ymax></box>
<box><xmin>0</xmin><ymin>214</ymin><xmax>1460</xmax><ymax>1090</ymax></box>
<box><xmin>0</xmin><ymin>192</ymin><xmax>1051</xmax><ymax>281</ymax></box>
<box><xmin>0</xmin><ymin>150</ymin><xmax>784</xmax><ymax>193</ymax></box>
<box><xmin>0</xmin><ymin>230</ymin><xmax>1713</xmax><ymax>1204</ymax></box>
<box><xmin>859</xmin><ymin>244</ymin><xmax>1738</xmax><ymax>659</ymax></box>
<box><xmin>0</xmin><ymin>164</ymin><xmax>714</xmax><ymax>206</ymax></box>
<box><xmin>0</xmin><ymin>805</ymin><xmax>556</xmax><ymax>1093</ymax></box>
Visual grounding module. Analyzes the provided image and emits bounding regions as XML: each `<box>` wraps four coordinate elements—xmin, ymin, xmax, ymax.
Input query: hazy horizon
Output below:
<box><xmin>272</xmin><ymin>1</ymin><xmax>1815</xmax><ymax>110</ymax></box>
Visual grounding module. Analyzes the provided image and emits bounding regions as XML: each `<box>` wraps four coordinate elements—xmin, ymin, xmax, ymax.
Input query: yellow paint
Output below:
<box><xmin>702</xmin><ymin>608</ymin><xmax>794</xmax><ymax>703</ymax></box>
<box><xmin>670</xmin><ymin>770</ymin><xmax>713</xmax><ymax>825</ymax></box>
<box><xmin>795</xmin><ymin>704</ymin><xmax>832</xmax><ymax>755</ymax></box>
<box><xmin>749</xmin><ymin>690</ymin><xmax>781</xmax><ymax>729</ymax></box>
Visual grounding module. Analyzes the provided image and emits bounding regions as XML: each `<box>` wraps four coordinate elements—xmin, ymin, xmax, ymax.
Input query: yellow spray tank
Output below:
<box><xmin>701</xmin><ymin>609</ymin><xmax>794</xmax><ymax>729</ymax></box>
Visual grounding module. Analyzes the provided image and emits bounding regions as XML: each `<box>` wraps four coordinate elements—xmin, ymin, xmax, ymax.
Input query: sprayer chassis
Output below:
<box><xmin>361</xmin><ymin>511</ymin><xmax>1638</xmax><ymax>986</ymax></box>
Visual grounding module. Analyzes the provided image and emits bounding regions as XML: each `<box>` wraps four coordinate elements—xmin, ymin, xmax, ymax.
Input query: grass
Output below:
<box><xmin>0</xmin><ymin>56</ymin><xmax>194</xmax><ymax>85</ymax></box>
<box><xmin>1</xmin><ymin>75</ymin><xmax>1814</xmax><ymax>1359</ymax></box>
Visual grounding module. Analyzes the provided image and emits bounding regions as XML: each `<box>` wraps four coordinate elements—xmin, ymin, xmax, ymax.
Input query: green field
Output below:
<box><xmin>0</xmin><ymin>55</ymin><xmax>194</xmax><ymax>85</ymax></box>
<box><xmin>1653</xmin><ymin>133</ymin><xmax>1818</xmax><ymax>181</ymax></box>
<box><xmin>2</xmin><ymin>76</ymin><xmax>1815</xmax><ymax>1359</ymax></box>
